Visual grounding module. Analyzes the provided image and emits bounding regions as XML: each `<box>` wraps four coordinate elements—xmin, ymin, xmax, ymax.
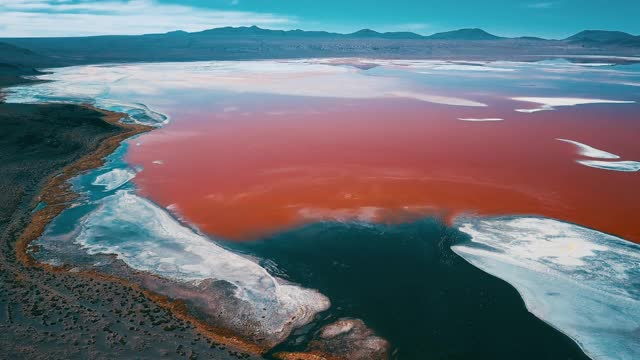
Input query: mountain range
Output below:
<box><xmin>1</xmin><ymin>27</ymin><xmax>639</xmax><ymax>70</ymax></box>
<box><xmin>186</xmin><ymin>26</ymin><xmax>506</xmax><ymax>40</ymax></box>
<box><xmin>140</xmin><ymin>26</ymin><xmax>640</xmax><ymax>42</ymax></box>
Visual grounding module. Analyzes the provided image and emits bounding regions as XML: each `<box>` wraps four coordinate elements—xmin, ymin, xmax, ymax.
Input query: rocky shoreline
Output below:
<box><xmin>0</xmin><ymin>98</ymin><xmax>262</xmax><ymax>359</ymax></box>
<box><xmin>16</xmin><ymin>106</ymin><xmax>150</xmax><ymax>267</ymax></box>
<box><xmin>0</xmin><ymin>59</ymin><xmax>388</xmax><ymax>357</ymax></box>
<box><xmin>3</xmin><ymin>100</ymin><xmax>363</xmax><ymax>360</ymax></box>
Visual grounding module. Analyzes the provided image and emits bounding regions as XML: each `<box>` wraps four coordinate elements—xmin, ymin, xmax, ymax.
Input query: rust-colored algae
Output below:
<box><xmin>128</xmin><ymin>100</ymin><xmax>640</xmax><ymax>243</ymax></box>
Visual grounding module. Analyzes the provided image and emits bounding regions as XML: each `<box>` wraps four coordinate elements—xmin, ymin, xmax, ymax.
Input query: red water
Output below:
<box><xmin>127</xmin><ymin>98</ymin><xmax>640</xmax><ymax>242</ymax></box>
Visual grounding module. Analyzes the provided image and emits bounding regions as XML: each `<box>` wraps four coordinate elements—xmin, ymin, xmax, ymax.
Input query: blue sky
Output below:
<box><xmin>1</xmin><ymin>0</ymin><xmax>639</xmax><ymax>38</ymax></box>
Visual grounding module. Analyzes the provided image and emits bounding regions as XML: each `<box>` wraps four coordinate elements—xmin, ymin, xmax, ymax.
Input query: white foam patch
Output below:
<box><xmin>75</xmin><ymin>190</ymin><xmax>330</xmax><ymax>338</ymax></box>
<box><xmin>421</xmin><ymin>64</ymin><xmax>515</xmax><ymax>72</ymax></box>
<box><xmin>389</xmin><ymin>91</ymin><xmax>487</xmax><ymax>107</ymax></box>
<box><xmin>152</xmin><ymin>160</ymin><xmax>164</xmax><ymax>165</ymax></box>
<box><xmin>452</xmin><ymin>217</ymin><xmax>640</xmax><ymax>360</ymax></box>
<box><xmin>92</xmin><ymin>168</ymin><xmax>136</xmax><ymax>191</ymax></box>
<box><xmin>574</xmin><ymin>63</ymin><xmax>615</xmax><ymax>67</ymax></box>
<box><xmin>457</xmin><ymin>118</ymin><xmax>504</xmax><ymax>122</ymax></box>
<box><xmin>513</xmin><ymin>97</ymin><xmax>635</xmax><ymax>113</ymax></box>
<box><xmin>515</xmin><ymin>107</ymin><xmax>549</xmax><ymax>113</ymax></box>
<box><xmin>577</xmin><ymin>160</ymin><xmax>640</xmax><ymax>172</ymax></box>
<box><xmin>556</xmin><ymin>139</ymin><xmax>620</xmax><ymax>159</ymax></box>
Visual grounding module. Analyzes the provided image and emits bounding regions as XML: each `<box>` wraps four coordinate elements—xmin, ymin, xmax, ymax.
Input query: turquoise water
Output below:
<box><xmin>31</xmin><ymin>201</ymin><xmax>47</xmax><ymax>214</ymax></box>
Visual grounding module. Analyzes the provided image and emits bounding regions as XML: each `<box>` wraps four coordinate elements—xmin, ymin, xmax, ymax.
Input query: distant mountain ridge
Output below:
<box><xmin>564</xmin><ymin>30</ymin><xmax>640</xmax><ymax>46</ymax></box>
<box><xmin>427</xmin><ymin>28</ymin><xmax>504</xmax><ymax>40</ymax></box>
<box><xmin>188</xmin><ymin>25</ymin><xmax>497</xmax><ymax>40</ymax></box>
<box><xmin>179</xmin><ymin>26</ymin><xmax>639</xmax><ymax>42</ymax></box>
<box><xmin>1</xmin><ymin>27</ymin><xmax>639</xmax><ymax>69</ymax></box>
<box><xmin>0</xmin><ymin>41</ymin><xmax>53</xmax><ymax>68</ymax></box>
<box><xmin>0</xmin><ymin>41</ymin><xmax>51</xmax><ymax>86</ymax></box>
<box><xmin>565</xmin><ymin>30</ymin><xmax>636</xmax><ymax>42</ymax></box>
<box><xmin>188</xmin><ymin>26</ymin><xmax>414</xmax><ymax>39</ymax></box>
<box><xmin>3</xmin><ymin>25</ymin><xmax>639</xmax><ymax>43</ymax></box>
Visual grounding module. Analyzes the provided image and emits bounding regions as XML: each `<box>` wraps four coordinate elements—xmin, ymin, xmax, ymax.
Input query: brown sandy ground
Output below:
<box><xmin>0</xmin><ymin>99</ymin><xmax>261</xmax><ymax>360</ymax></box>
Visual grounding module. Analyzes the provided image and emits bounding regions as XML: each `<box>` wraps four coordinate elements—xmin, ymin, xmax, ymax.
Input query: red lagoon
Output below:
<box><xmin>126</xmin><ymin>98</ymin><xmax>640</xmax><ymax>242</ymax></box>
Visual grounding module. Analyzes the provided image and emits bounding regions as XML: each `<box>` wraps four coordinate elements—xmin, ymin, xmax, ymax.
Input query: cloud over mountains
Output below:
<box><xmin>0</xmin><ymin>0</ymin><xmax>294</xmax><ymax>37</ymax></box>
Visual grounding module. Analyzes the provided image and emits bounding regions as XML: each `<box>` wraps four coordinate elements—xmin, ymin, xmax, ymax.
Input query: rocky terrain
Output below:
<box><xmin>0</xmin><ymin>94</ymin><xmax>261</xmax><ymax>360</ymax></box>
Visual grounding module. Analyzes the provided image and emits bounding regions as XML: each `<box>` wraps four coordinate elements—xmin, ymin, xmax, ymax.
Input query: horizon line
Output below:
<box><xmin>1</xmin><ymin>25</ymin><xmax>637</xmax><ymax>40</ymax></box>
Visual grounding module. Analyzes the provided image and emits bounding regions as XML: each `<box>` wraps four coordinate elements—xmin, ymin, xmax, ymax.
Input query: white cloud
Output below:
<box><xmin>0</xmin><ymin>0</ymin><xmax>295</xmax><ymax>37</ymax></box>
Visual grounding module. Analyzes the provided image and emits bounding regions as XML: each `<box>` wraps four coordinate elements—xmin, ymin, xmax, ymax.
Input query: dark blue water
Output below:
<box><xmin>231</xmin><ymin>219</ymin><xmax>589</xmax><ymax>360</ymax></box>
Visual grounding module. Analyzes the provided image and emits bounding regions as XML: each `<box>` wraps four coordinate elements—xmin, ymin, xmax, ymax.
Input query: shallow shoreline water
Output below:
<box><xmin>0</xmin><ymin>100</ymin><xmax>256</xmax><ymax>359</ymax></box>
<box><xmin>12</xmin><ymin>107</ymin><xmax>280</xmax><ymax>356</ymax></box>
<box><xmin>25</xmin><ymin>143</ymin><xmax>334</xmax><ymax>352</ymax></box>
<box><xmin>17</xmin><ymin>106</ymin><xmax>151</xmax><ymax>265</ymax></box>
